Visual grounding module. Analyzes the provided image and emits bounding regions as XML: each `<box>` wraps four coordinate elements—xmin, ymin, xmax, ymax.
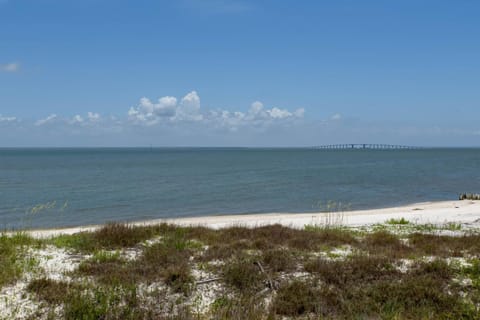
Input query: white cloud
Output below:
<box><xmin>128</xmin><ymin>95</ymin><xmax>179</xmax><ymax>125</ymax></box>
<box><xmin>71</xmin><ymin>115</ymin><xmax>84</xmax><ymax>124</ymax></box>
<box><xmin>35</xmin><ymin>114</ymin><xmax>57</xmax><ymax>126</ymax></box>
<box><xmin>87</xmin><ymin>112</ymin><xmax>101</xmax><ymax>122</ymax></box>
<box><xmin>250</xmin><ymin>101</ymin><xmax>264</xmax><ymax>114</ymax></box>
<box><xmin>141</xmin><ymin>96</ymin><xmax>177</xmax><ymax>116</ymax></box>
<box><xmin>0</xmin><ymin>114</ymin><xmax>17</xmax><ymax>122</ymax></box>
<box><xmin>3</xmin><ymin>92</ymin><xmax>308</xmax><ymax>146</ymax></box>
<box><xmin>206</xmin><ymin>100</ymin><xmax>304</xmax><ymax>132</ymax></box>
<box><xmin>69</xmin><ymin>112</ymin><xmax>101</xmax><ymax>125</ymax></box>
<box><xmin>5</xmin><ymin>99</ymin><xmax>480</xmax><ymax>147</ymax></box>
<box><xmin>267</xmin><ymin>107</ymin><xmax>292</xmax><ymax>119</ymax></box>
<box><xmin>0</xmin><ymin>62</ymin><xmax>20</xmax><ymax>73</ymax></box>
<box><xmin>126</xmin><ymin>92</ymin><xmax>305</xmax><ymax>133</ymax></box>
<box><xmin>128</xmin><ymin>91</ymin><xmax>204</xmax><ymax>124</ymax></box>
<box><xmin>176</xmin><ymin>91</ymin><xmax>203</xmax><ymax>121</ymax></box>
<box><xmin>294</xmin><ymin>108</ymin><xmax>305</xmax><ymax>117</ymax></box>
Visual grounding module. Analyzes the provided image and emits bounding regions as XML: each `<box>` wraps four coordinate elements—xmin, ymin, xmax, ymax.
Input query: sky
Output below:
<box><xmin>1</xmin><ymin>0</ymin><xmax>480</xmax><ymax>147</ymax></box>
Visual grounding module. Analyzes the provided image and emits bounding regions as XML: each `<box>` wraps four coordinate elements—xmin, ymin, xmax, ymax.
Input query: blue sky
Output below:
<box><xmin>1</xmin><ymin>0</ymin><xmax>479</xmax><ymax>146</ymax></box>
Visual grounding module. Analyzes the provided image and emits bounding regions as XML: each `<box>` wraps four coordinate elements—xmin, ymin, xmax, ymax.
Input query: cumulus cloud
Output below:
<box><xmin>69</xmin><ymin>112</ymin><xmax>101</xmax><ymax>125</ymax></box>
<box><xmin>250</xmin><ymin>101</ymin><xmax>264</xmax><ymax>114</ymax></box>
<box><xmin>176</xmin><ymin>91</ymin><xmax>202</xmax><ymax>121</ymax></box>
<box><xmin>128</xmin><ymin>91</ymin><xmax>303</xmax><ymax>128</ymax></box>
<box><xmin>70</xmin><ymin>115</ymin><xmax>84</xmax><ymax>124</ymax></box>
<box><xmin>0</xmin><ymin>62</ymin><xmax>20</xmax><ymax>73</ymax></box>
<box><xmin>267</xmin><ymin>107</ymin><xmax>292</xmax><ymax>119</ymax></box>
<box><xmin>5</xmin><ymin>94</ymin><xmax>480</xmax><ymax>147</ymax></box>
<box><xmin>2</xmin><ymin>91</ymin><xmax>310</xmax><ymax>146</ymax></box>
<box><xmin>245</xmin><ymin>101</ymin><xmax>304</xmax><ymax>121</ymax></box>
<box><xmin>202</xmin><ymin>100</ymin><xmax>305</xmax><ymax>132</ymax></box>
<box><xmin>30</xmin><ymin>91</ymin><xmax>305</xmax><ymax>131</ymax></box>
<box><xmin>87</xmin><ymin>112</ymin><xmax>101</xmax><ymax>122</ymax></box>
<box><xmin>6</xmin><ymin>91</ymin><xmax>306</xmax><ymax>140</ymax></box>
<box><xmin>128</xmin><ymin>96</ymin><xmax>178</xmax><ymax>125</ymax></box>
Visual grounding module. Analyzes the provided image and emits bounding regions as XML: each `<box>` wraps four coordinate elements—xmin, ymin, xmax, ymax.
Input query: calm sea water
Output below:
<box><xmin>1</xmin><ymin>148</ymin><xmax>479</xmax><ymax>229</ymax></box>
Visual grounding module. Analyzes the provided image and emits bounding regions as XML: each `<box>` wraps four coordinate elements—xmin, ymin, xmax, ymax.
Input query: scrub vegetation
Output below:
<box><xmin>1</xmin><ymin>221</ymin><xmax>480</xmax><ymax>319</ymax></box>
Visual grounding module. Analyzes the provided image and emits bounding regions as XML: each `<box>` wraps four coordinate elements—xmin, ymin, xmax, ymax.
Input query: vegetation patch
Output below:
<box><xmin>362</xmin><ymin>230</ymin><xmax>412</xmax><ymax>258</ymax></box>
<box><xmin>27</xmin><ymin>278</ymin><xmax>74</xmax><ymax>305</ymax></box>
<box><xmin>75</xmin><ymin>228</ymin><xmax>194</xmax><ymax>294</ymax></box>
<box><xmin>3</xmin><ymin>221</ymin><xmax>480</xmax><ymax>319</ymax></box>
<box><xmin>386</xmin><ymin>217</ymin><xmax>410</xmax><ymax>225</ymax></box>
<box><xmin>222</xmin><ymin>256</ymin><xmax>265</xmax><ymax>293</ymax></box>
<box><xmin>0</xmin><ymin>233</ymin><xmax>39</xmax><ymax>288</ymax></box>
<box><xmin>272</xmin><ymin>279</ymin><xmax>320</xmax><ymax>316</ymax></box>
<box><xmin>49</xmin><ymin>222</ymin><xmax>174</xmax><ymax>252</ymax></box>
<box><xmin>409</xmin><ymin>233</ymin><xmax>480</xmax><ymax>256</ymax></box>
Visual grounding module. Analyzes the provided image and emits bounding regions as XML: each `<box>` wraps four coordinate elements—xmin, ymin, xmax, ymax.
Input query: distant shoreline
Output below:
<box><xmin>24</xmin><ymin>200</ymin><xmax>480</xmax><ymax>238</ymax></box>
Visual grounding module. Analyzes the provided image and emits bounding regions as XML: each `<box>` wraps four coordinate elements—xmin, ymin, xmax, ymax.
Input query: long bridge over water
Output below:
<box><xmin>315</xmin><ymin>144</ymin><xmax>422</xmax><ymax>150</ymax></box>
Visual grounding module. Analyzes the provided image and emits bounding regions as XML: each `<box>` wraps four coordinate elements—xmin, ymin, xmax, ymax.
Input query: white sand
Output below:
<box><xmin>0</xmin><ymin>246</ymin><xmax>85</xmax><ymax>319</ymax></box>
<box><xmin>26</xmin><ymin>200</ymin><xmax>480</xmax><ymax>238</ymax></box>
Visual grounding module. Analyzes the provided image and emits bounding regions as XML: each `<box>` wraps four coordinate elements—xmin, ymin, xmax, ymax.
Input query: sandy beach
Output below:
<box><xmin>27</xmin><ymin>200</ymin><xmax>480</xmax><ymax>238</ymax></box>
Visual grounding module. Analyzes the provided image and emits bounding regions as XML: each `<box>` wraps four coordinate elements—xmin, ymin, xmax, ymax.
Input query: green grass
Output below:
<box><xmin>0</xmin><ymin>232</ymin><xmax>40</xmax><ymax>288</ymax></box>
<box><xmin>460</xmin><ymin>259</ymin><xmax>480</xmax><ymax>308</ymax></box>
<box><xmin>445</xmin><ymin>222</ymin><xmax>463</xmax><ymax>231</ymax></box>
<box><xmin>371</xmin><ymin>220</ymin><xmax>467</xmax><ymax>235</ymax></box>
<box><xmin>61</xmin><ymin>285</ymin><xmax>143</xmax><ymax>320</ymax></box>
<box><xmin>385</xmin><ymin>217</ymin><xmax>410</xmax><ymax>225</ymax></box>
<box><xmin>49</xmin><ymin>222</ymin><xmax>173</xmax><ymax>252</ymax></box>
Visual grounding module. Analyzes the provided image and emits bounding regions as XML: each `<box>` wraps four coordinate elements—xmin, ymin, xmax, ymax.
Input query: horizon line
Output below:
<box><xmin>1</xmin><ymin>145</ymin><xmax>480</xmax><ymax>149</ymax></box>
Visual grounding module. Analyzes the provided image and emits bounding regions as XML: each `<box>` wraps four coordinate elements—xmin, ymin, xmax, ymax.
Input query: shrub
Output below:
<box><xmin>222</xmin><ymin>257</ymin><xmax>265</xmax><ymax>293</ymax></box>
<box><xmin>385</xmin><ymin>217</ymin><xmax>410</xmax><ymax>225</ymax></box>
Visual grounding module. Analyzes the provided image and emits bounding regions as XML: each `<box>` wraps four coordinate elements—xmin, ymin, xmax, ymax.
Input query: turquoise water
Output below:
<box><xmin>1</xmin><ymin>148</ymin><xmax>479</xmax><ymax>229</ymax></box>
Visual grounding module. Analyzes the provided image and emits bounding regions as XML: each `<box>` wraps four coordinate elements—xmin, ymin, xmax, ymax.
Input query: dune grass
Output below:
<box><xmin>2</xmin><ymin>222</ymin><xmax>480</xmax><ymax>319</ymax></box>
<box><xmin>0</xmin><ymin>232</ymin><xmax>41</xmax><ymax>288</ymax></box>
<box><xmin>385</xmin><ymin>217</ymin><xmax>410</xmax><ymax>225</ymax></box>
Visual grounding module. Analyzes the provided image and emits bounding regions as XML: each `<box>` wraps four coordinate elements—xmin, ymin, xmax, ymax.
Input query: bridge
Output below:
<box><xmin>315</xmin><ymin>144</ymin><xmax>421</xmax><ymax>150</ymax></box>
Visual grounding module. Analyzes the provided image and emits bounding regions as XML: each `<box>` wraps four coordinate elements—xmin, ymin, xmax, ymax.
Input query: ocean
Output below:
<box><xmin>1</xmin><ymin>148</ymin><xmax>479</xmax><ymax>229</ymax></box>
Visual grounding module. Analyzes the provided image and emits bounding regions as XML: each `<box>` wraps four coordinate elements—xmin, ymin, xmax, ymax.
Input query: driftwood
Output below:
<box><xmin>254</xmin><ymin>261</ymin><xmax>276</xmax><ymax>291</ymax></box>
<box><xmin>195</xmin><ymin>277</ymin><xmax>222</xmax><ymax>285</ymax></box>
<box><xmin>195</xmin><ymin>262</ymin><xmax>276</xmax><ymax>291</ymax></box>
